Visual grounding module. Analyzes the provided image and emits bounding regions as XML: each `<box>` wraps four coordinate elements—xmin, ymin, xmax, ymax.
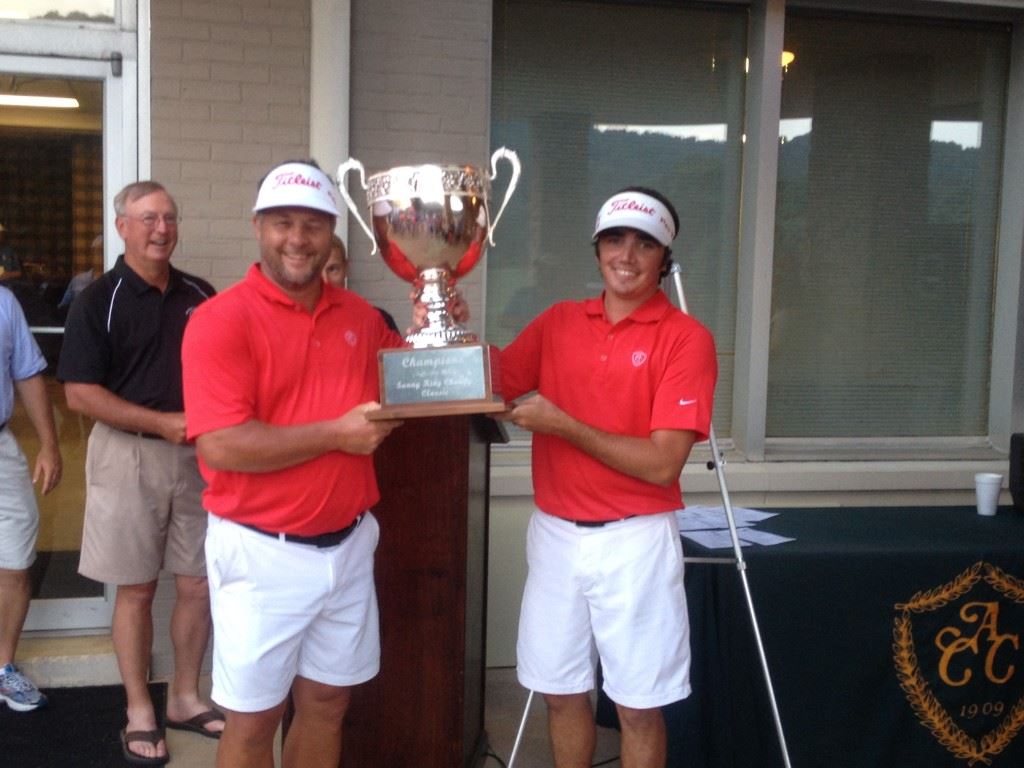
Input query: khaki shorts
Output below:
<box><xmin>0</xmin><ymin>428</ymin><xmax>39</xmax><ymax>571</ymax></box>
<box><xmin>79</xmin><ymin>421</ymin><xmax>208</xmax><ymax>584</ymax></box>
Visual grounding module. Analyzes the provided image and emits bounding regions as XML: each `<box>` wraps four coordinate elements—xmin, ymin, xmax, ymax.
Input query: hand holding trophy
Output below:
<box><xmin>338</xmin><ymin>148</ymin><xmax>521</xmax><ymax>418</ymax></box>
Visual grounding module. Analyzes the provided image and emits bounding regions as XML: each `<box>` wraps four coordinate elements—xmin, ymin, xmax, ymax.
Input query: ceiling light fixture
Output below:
<box><xmin>0</xmin><ymin>93</ymin><xmax>80</xmax><ymax>108</ymax></box>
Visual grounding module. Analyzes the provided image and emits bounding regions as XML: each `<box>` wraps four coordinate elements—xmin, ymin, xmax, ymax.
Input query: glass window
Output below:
<box><xmin>0</xmin><ymin>76</ymin><xmax>104</xmax><ymax>319</ymax></box>
<box><xmin>1</xmin><ymin>71</ymin><xmax>107</xmax><ymax>622</ymax></box>
<box><xmin>0</xmin><ymin>1</ymin><xmax>113</xmax><ymax>22</ymax></box>
<box><xmin>768</xmin><ymin>12</ymin><xmax>1009</xmax><ymax>438</ymax></box>
<box><xmin>489</xmin><ymin>0</ymin><xmax>746</xmax><ymax>434</ymax></box>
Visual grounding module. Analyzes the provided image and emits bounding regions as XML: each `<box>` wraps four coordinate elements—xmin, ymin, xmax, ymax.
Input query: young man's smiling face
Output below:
<box><xmin>596</xmin><ymin>226</ymin><xmax>666</xmax><ymax>306</ymax></box>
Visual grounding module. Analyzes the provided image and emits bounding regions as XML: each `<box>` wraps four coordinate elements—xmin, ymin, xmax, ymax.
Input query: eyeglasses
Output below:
<box><xmin>122</xmin><ymin>213</ymin><xmax>180</xmax><ymax>228</ymax></box>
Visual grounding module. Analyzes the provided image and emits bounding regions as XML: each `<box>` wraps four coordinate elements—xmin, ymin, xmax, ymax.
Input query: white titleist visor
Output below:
<box><xmin>592</xmin><ymin>191</ymin><xmax>676</xmax><ymax>247</ymax></box>
<box><xmin>253</xmin><ymin>163</ymin><xmax>340</xmax><ymax>216</ymax></box>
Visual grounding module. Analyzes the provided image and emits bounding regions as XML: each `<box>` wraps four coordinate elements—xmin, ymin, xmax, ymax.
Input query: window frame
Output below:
<box><xmin>0</xmin><ymin>0</ymin><xmax>150</xmax><ymax>631</ymax></box>
<box><xmin>731</xmin><ymin>0</ymin><xmax>1024</xmax><ymax>461</ymax></box>
<box><xmin>488</xmin><ymin>0</ymin><xmax>1024</xmax><ymax>489</ymax></box>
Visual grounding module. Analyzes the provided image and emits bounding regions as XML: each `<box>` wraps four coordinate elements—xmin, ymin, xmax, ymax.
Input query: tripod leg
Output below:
<box><xmin>507</xmin><ymin>689</ymin><xmax>535</xmax><ymax>768</ymax></box>
<box><xmin>709</xmin><ymin>425</ymin><xmax>792</xmax><ymax>768</ymax></box>
<box><xmin>669</xmin><ymin>263</ymin><xmax>793</xmax><ymax>768</ymax></box>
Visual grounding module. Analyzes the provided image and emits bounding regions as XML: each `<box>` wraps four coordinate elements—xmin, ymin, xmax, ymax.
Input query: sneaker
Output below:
<box><xmin>0</xmin><ymin>663</ymin><xmax>48</xmax><ymax>712</ymax></box>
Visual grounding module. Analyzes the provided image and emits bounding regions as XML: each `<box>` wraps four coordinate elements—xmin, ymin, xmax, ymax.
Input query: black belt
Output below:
<box><xmin>0</xmin><ymin>422</ymin><xmax>6</xmax><ymax>432</ymax></box>
<box><xmin>126</xmin><ymin>430</ymin><xmax>163</xmax><ymax>440</ymax></box>
<box><xmin>570</xmin><ymin>516</ymin><xmax>635</xmax><ymax>528</ymax></box>
<box><xmin>241</xmin><ymin>515</ymin><xmax>363</xmax><ymax>548</ymax></box>
<box><xmin>112</xmin><ymin>426</ymin><xmax>162</xmax><ymax>440</ymax></box>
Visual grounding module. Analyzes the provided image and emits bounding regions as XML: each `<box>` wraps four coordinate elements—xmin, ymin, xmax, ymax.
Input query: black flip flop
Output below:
<box><xmin>165</xmin><ymin>707</ymin><xmax>225</xmax><ymax>740</ymax></box>
<box><xmin>120</xmin><ymin>728</ymin><xmax>170</xmax><ymax>766</ymax></box>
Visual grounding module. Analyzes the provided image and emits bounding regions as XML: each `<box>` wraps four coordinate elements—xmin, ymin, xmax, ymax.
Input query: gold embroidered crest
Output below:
<box><xmin>893</xmin><ymin>562</ymin><xmax>1024</xmax><ymax>765</ymax></box>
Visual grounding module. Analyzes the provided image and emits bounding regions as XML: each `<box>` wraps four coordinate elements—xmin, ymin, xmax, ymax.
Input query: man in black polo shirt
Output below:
<box><xmin>58</xmin><ymin>181</ymin><xmax>220</xmax><ymax>766</ymax></box>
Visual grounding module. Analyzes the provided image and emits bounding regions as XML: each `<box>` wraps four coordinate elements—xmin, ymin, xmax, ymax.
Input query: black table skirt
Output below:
<box><xmin>598</xmin><ymin>505</ymin><xmax>1024</xmax><ymax>768</ymax></box>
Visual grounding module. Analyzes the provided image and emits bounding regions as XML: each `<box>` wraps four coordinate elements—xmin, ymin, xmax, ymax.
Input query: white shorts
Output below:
<box><xmin>0</xmin><ymin>428</ymin><xmax>39</xmax><ymax>570</ymax></box>
<box><xmin>205</xmin><ymin>512</ymin><xmax>381</xmax><ymax>713</ymax></box>
<box><xmin>516</xmin><ymin>510</ymin><xmax>691</xmax><ymax>709</ymax></box>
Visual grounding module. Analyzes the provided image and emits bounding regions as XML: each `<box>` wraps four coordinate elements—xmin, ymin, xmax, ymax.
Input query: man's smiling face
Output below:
<box><xmin>117</xmin><ymin>190</ymin><xmax>179</xmax><ymax>270</ymax></box>
<box><xmin>596</xmin><ymin>226</ymin><xmax>666</xmax><ymax>305</ymax></box>
<box><xmin>254</xmin><ymin>206</ymin><xmax>335</xmax><ymax>293</ymax></box>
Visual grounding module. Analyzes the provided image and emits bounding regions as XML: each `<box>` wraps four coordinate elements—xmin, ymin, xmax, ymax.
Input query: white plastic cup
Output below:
<box><xmin>974</xmin><ymin>473</ymin><xmax>1003</xmax><ymax>516</ymax></box>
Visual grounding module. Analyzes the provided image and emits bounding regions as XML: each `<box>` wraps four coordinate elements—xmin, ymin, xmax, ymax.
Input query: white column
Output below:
<box><xmin>310</xmin><ymin>0</ymin><xmax>351</xmax><ymax>244</ymax></box>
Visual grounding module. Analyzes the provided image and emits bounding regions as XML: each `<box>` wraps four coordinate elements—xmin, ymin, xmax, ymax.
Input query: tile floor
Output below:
<box><xmin>168</xmin><ymin>666</ymin><xmax>623</xmax><ymax>767</ymax></box>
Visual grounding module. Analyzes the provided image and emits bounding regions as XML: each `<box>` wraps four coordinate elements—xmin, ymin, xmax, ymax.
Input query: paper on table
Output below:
<box><xmin>738</xmin><ymin>528</ymin><xmax>795</xmax><ymax>546</ymax></box>
<box><xmin>681</xmin><ymin>526</ymin><xmax>795</xmax><ymax>550</ymax></box>
<box><xmin>675</xmin><ymin>505</ymin><xmax>779</xmax><ymax>531</ymax></box>
<box><xmin>681</xmin><ymin>529</ymin><xmax>751</xmax><ymax>549</ymax></box>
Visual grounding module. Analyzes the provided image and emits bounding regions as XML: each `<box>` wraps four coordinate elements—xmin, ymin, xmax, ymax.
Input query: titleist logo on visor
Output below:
<box><xmin>609</xmin><ymin>198</ymin><xmax>656</xmax><ymax>216</ymax></box>
<box><xmin>593</xmin><ymin>191</ymin><xmax>676</xmax><ymax>245</ymax></box>
<box><xmin>269</xmin><ymin>172</ymin><xmax>323</xmax><ymax>191</ymax></box>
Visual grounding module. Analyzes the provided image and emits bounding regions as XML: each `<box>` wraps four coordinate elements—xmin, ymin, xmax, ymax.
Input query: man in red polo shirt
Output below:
<box><xmin>181</xmin><ymin>160</ymin><xmax>403</xmax><ymax>768</ymax></box>
<box><xmin>499</xmin><ymin>187</ymin><xmax>717</xmax><ymax>768</ymax></box>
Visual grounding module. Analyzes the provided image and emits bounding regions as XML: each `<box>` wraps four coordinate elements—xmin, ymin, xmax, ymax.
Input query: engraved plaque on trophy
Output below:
<box><xmin>337</xmin><ymin>148</ymin><xmax>520</xmax><ymax>419</ymax></box>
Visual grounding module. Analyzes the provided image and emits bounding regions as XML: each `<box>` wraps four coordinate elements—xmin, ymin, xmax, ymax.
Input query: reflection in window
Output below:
<box><xmin>595</xmin><ymin>123</ymin><xmax>729</xmax><ymax>143</ymax></box>
<box><xmin>931</xmin><ymin>121</ymin><xmax>983</xmax><ymax>150</ymax></box>
<box><xmin>779</xmin><ymin>118</ymin><xmax>812</xmax><ymax>144</ymax></box>
<box><xmin>769</xmin><ymin>13</ymin><xmax>1008</xmax><ymax>438</ymax></box>
<box><xmin>490</xmin><ymin>0</ymin><xmax>746</xmax><ymax>434</ymax></box>
<box><xmin>0</xmin><ymin>1</ymin><xmax>113</xmax><ymax>23</ymax></box>
<box><xmin>928</xmin><ymin>121</ymin><xmax>985</xmax><ymax>227</ymax></box>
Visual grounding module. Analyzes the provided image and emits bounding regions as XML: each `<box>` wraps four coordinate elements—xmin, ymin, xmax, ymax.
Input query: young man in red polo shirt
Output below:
<box><xmin>181</xmin><ymin>160</ymin><xmax>404</xmax><ymax>768</ymax></box>
<box><xmin>499</xmin><ymin>187</ymin><xmax>717</xmax><ymax>768</ymax></box>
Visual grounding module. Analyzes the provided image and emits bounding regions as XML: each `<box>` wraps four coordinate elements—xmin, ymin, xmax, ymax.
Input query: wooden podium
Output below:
<box><xmin>337</xmin><ymin>414</ymin><xmax>507</xmax><ymax>767</ymax></box>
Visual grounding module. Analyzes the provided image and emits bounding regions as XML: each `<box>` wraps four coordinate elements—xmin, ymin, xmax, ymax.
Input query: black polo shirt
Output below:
<box><xmin>57</xmin><ymin>255</ymin><xmax>215</xmax><ymax>412</ymax></box>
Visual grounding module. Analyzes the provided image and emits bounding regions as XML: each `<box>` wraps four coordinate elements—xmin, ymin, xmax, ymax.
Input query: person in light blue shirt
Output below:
<box><xmin>0</xmin><ymin>285</ymin><xmax>62</xmax><ymax>712</ymax></box>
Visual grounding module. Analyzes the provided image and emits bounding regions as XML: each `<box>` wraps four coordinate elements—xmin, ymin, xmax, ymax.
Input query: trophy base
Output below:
<box><xmin>367</xmin><ymin>397</ymin><xmax>507</xmax><ymax>421</ymax></box>
<box><xmin>368</xmin><ymin>343</ymin><xmax>506</xmax><ymax>421</ymax></box>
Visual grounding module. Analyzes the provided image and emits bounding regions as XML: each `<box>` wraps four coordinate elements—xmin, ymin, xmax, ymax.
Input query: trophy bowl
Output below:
<box><xmin>337</xmin><ymin>148</ymin><xmax>520</xmax><ymax>418</ymax></box>
<box><xmin>338</xmin><ymin>148</ymin><xmax>520</xmax><ymax>348</ymax></box>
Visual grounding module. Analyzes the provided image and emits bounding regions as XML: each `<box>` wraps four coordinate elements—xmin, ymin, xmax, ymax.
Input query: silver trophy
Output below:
<box><xmin>337</xmin><ymin>148</ymin><xmax>521</xmax><ymax>417</ymax></box>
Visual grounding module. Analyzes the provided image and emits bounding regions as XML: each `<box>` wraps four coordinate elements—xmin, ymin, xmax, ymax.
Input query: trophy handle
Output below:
<box><xmin>336</xmin><ymin>158</ymin><xmax>378</xmax><ymax>255</ymax></box>
<box><xmin>487</xmin><ymin>147</ymin><xmax>521</xmax><ymax>247</ymax></box>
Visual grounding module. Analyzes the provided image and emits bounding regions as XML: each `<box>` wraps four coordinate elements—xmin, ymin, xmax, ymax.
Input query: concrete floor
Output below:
<box><xmin>168</xmin><ymin>667</ymin><xmax>623</xmax><ymax>767</ymax></box>
<box><xmin>482</xmin><ymin>667</ymin><xmax>622</xmax><ymax>768</ymax></box>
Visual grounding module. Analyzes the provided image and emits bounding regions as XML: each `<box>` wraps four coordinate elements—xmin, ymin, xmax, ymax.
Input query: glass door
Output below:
<box><xmin>2</xmin><ymin>52</ymin><xmax>135</xmax><ymax>630</ymax></box>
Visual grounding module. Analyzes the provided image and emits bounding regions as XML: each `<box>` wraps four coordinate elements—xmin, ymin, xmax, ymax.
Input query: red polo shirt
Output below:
<box><xmin>182</xmin><ymin>264</ymin><xmax>403</xmax><ymax>535</ymax></box>
<box><xmin>499</xmin><ymin>291</ymin><xmax>717</xmax><ymax>521</ymax></box>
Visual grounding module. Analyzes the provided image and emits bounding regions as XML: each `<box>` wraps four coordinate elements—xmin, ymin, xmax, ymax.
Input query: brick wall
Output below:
<box><xmin>148</xmin><ymin>0</ymin><xmax>312</xmax><ymax>677</ymax></box>
<box><xmin>148</xmin><ymin>0</ymin><xmax>492</xmax><ymax>316</ymax></box>
<box><xmin>145</xmin><ymin>0</ymin><xmax>494</xmax><ymax>677</ymax></box>
<box><xmin>150</xmin><ymin>0</ymin><xmax>312</xmax><ymax>291</ymax></box>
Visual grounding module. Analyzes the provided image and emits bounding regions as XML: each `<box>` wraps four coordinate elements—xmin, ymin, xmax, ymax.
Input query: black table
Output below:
<box><xmin>598</xmin><ymin>506</ymin><xmax>1024</xmax><ymax>767</ymax></box>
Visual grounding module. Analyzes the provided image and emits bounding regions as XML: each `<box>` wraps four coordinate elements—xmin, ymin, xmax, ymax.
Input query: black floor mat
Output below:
<box><xmin>0</xmin><ymin>682</ymin><xmax>167</xmax><ymax>768</ymax></box>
